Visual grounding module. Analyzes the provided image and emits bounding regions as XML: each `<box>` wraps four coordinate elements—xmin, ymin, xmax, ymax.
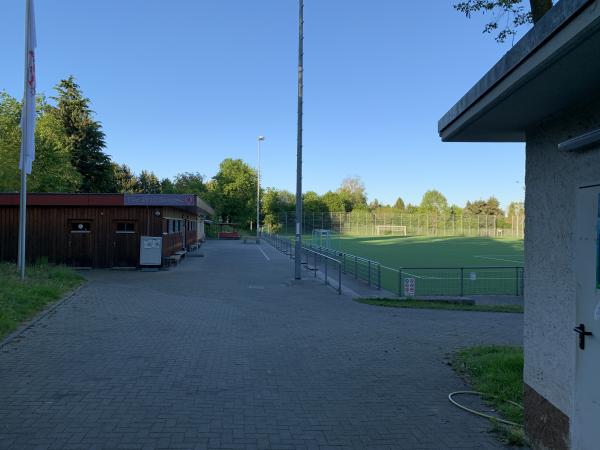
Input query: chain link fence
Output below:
<box><xmin>268</xmin><ymin>211</ymin><xmax>525</xmax><ymax>239</ymax></box>
<box><xmin>262</xmin><ymin>232</ymin><xmax>524</xmax><ymax>297</ymax></box>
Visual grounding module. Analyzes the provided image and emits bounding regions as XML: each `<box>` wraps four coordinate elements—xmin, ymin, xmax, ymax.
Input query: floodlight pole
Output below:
<box><xmin>256</xmin><ymin>135</ymin><xmax>265</xmax><ymax>242</ymax></box>
<box><xmin>294</xmin><ymin>0</ymin><xmax>304</xmax><ymax>280</ymax></box>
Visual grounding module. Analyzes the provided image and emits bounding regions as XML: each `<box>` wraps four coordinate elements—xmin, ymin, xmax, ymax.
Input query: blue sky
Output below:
<box><xmin>1</xmin><ymin>0</ymin><xmax>527</xmax><ymax>209</ymax></box>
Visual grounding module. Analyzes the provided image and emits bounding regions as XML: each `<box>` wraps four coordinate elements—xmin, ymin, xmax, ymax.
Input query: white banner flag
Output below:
<box><xmin>19</xmin><ymin>0</ymin><xmax>37</xmax><ymax>175</ymax></box>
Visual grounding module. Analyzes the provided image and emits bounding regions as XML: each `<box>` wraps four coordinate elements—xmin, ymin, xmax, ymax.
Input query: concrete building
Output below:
<box><xmin>439</xmin><ymin>1</ymin><xmax>600</xmax><ymax>448</ymax></box>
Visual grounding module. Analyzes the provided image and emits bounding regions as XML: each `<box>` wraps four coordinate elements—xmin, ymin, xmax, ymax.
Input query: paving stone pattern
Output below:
<box><xmin>0</xmin><ymin>241</ymin><xmax>523</xmax><ymax>449</ymax></box>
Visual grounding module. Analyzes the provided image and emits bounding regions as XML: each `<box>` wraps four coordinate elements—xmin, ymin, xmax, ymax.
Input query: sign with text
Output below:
<box><xmin>404</xmin><ymin>277</ymin><xmax>416</xmax><ymax>297</ymax></box>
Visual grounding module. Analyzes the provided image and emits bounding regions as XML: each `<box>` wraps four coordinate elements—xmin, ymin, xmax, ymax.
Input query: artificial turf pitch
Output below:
<box><xmin>310</xmin><ymin>235</ymin><xmax>524</xmax><ymax>296</ymax></box>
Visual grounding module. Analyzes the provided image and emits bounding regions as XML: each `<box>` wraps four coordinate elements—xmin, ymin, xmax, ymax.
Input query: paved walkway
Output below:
<box><xmin>0</xmin><ymin>240</ymin><xmax>523</xmax><ymax>450</ymax></box>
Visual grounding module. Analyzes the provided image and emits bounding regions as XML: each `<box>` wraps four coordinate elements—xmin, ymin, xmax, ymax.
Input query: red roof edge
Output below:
<box><xmin>0</xmin><ymin>193</ymin><xmax>125</xmax><ymax>207</ymax></box>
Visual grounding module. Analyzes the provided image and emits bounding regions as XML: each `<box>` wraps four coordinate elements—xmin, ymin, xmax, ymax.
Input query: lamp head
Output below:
<box><xmin>258</xmin><ymin>136</ymin><xmax>265</xmax><ymax>141</ymax></box>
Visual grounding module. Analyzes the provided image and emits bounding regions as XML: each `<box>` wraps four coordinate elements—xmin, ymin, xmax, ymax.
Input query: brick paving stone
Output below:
<box><xmin>0</xmin><ymin>241</ymin><xmax>523</xmax><ymax>449</ymax></box>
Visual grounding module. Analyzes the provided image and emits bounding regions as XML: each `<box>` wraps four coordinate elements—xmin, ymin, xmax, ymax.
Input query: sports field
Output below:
<box><xmin>308</xmin><ymin>234</ymin><xmax>524</xmax><ymax>297</ymax></box>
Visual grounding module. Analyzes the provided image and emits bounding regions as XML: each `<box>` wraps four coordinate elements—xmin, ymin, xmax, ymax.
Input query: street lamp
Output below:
<box><xmin>257</xmin><ymin>135</ymin><xmax>265</xmax><ymax>242</ymax></box>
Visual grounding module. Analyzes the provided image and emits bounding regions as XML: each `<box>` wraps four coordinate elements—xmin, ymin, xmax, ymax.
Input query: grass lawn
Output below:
<box><xmin>0</xmin><ymin>263</ymin><xmax>84</xmax><ymax>340</ymax></box>
<box><xmin>453</xmin><ymin>346</ymin><xmax>525</xmax><ymax>445</ymax></box>
<box><xmin>315</xmin><ymin>235</ymin><xmax>524</xmax><ymax>296</ymax></box>
<box><xmin>356</xmin><ymin>298</ymin><xmax>523</xmax><ymax>313</ymax></box>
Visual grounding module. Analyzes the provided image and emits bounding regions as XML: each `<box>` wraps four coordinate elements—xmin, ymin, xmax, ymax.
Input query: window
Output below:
<box><xmin>70</xmin><ymin>221</ymin><xmax>91</xmax><ymax>232</ymax></box>
<box><xmin>116</xmin><ymin>222</ymin><xmax>135</xmax><ymax>233</ymax></box>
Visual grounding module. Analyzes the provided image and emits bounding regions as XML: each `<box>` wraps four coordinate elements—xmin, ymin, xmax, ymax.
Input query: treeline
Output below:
<box><xmin>260</xmin><ymin>183</ymin><xmax>525</xmax><ymax>230</ymax></box>
<box><xmin>0</xmin><ymin>76</ymin><xmax>211</xmax><ymax>196</ymax></box>
<box><xmin>0</xmin><ymin>76</ymin><xmax>524</xmax><ymax>230</ymax></box>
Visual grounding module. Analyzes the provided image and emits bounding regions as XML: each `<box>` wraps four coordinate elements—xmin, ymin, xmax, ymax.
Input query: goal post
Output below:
<box><xmin>376</xmin><ymin>225</ymin><xmax>407</xmax><ymax>236</ymax></box>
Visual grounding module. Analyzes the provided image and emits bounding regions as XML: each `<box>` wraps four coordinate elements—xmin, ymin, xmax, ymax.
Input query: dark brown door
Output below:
<box><xmin>113</xmin><ymin>221</ymin><xmax>138</xmax><ymax>267</ymax></box>
<box><xmin>68</xmin><ymin>221</ymin><xmax>93</xmax><ymax>267</ymax></box>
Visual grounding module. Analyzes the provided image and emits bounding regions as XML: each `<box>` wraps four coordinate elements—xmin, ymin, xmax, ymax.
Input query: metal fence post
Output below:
<box><xmin>314</xmin><ymin>251</ymin><xmax>317</xmax><ymax>277</ymax></box>
<box><xmin>325</xmin><ymin>257</ymin><xmax>328</xmax><ymax>286</ymax></box>
<box><xmin>515</xmin><ymin>266</ymin><xmax>519</xmax><ymax>296</ymax></box>
<box><xmin>354</xmin><ymin>256</ymin><xmax>358</xmax><ymax>279</ymax></box>
<box><xmin>338</xmin><ymin>261</ymin><xmax>342</xmax><ymax>294</ymax></box>
<box><xmin>460</xmin><ymin>267</ymin><xmax>464</xmax><ymax>297</ymax></box>
<box><xmin>377</xmin><ymin>264</ymin><xmax>381</xmax><ymax>290</ymax></box>
<box><xmin>368</xmin><ymin>260</ymin><xmax>371</xmax><ymax>287</ymax></box>
<box><xmin>399</xmin><ymin>269</ymin><xmax>404</xmax><ymax>297</ymax></box>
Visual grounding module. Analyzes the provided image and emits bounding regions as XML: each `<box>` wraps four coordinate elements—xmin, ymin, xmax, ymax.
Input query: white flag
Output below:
<box><xmin>19</xmin><ymin>0</ymin><xmax>37</xmax><ymax>175</ymax></box>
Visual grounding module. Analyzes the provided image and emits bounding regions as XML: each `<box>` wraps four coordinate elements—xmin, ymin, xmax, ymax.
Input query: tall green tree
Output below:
<box><xmin>454</xmin><ymin>0</ymin><xmax>553</xmax><ymax>43</ymax></box>
<box><xmin>464</xmin><ymin>197</ymin><xmax>504</xmax><ymax>215</ymax></box>
<box><xmin>262</xmin><ymin>188</ymin><xmax>294</xmax><ymax>231</ymax></box>
<box><xmin>337</xmin><ymin>176</ymin><xmax>367</xmax><ymax>212</ymax></box>
<box><xmin>113</xmin><ymin>164</ymin><xmax>139</xmax><ymax>193</ymax></box>
<box><xmin>303</xmin><ymin>191</ymin><xmax>327</xmax><ymax>213</ymax></box>
<box><xmin>172</xmin><ymin>172</ymin><xmax>206</xmax><ymax>195</ymax></box>
<box><xmin>0</xmin><ymin>92</ymin><xmax>80</xmax><ymax>192</ymax></box>
<box><xmin>52</xmin><ymin>76</ymin><xmax>115</xmax><ymax>192</ymax></box>
<box><xmin>207</xmin><ymin>158</ymin><xmax>257</xmax><ymax>225</ymax></box>
<box><xmin>321</xmin><ymin>191</ymin><xmax>345</xmax><ymax>212</ymax></box>
<box><xmin>420</xmin><ymin>190</ymin><xmax>448</xmax><ymax>215</ymax></box>
<box><xmin>393</xmin><ymin>197</ymin><xmax>405</xmax><ymax>210</ymax></box>
<box><xmin>137</xmin><ymin>170</ymin><xmax>161</xmax><ymax>194</ymax></box>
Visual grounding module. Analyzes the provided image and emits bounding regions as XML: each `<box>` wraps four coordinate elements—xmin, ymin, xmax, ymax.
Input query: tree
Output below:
<box><xmin>507</xmin><ymin>201</ymin><xmax>525</xmax><ymax>217</ymax></box>
<box><xmin>464</xmin><ymin>196</ymin><xmax>504</xmax><ymax>216</ymax></box>
<box><xmin>262</xmin><ymin>188</ymin><xmax>294</xmax><ymax>231</ymax></box>
<box><xmin>0</xmin><ymin>92</ymin><xmax>80</xmax><ymax>192</ymax></box>
<box><xmin>393</xmin><ymin>197</ymin><xmax>405</xmax><ymax>210</ymax></box>
<box><xmin>160</xmin><ymin>177</ymin><xmax>175</xmax><ymax>194</ymax></box>
<box><xmin>321</xmin><ymin>191</ymin><xmax>345</xmax><ymax>212</ymax></box>
<box><xmin>52</xmin><ymin>76</ymin><xmax>115</xmax><ymax>192</ymax></box>
<box><xmin>369</xmin><ymin>198</ymin><xmax>381</xmax><ymax>210</ymax></box>
<box><xmin>337</xmin><ymin>176</ymin><xmax>367</xmax><ymax>212</ymax></box>
<box><xmin>207</xmin><ymin>158</ymin><xmax>257</xmax><ymax>226</ymax></box>
<box><xmin>303</xmin><ymin>191</ymin><xmax>327</xmax><ymax>213</ymax></box>
<box><xmin>420</xmin><ymin>190</ymin><xmax>448</xmax><ymax>215</ymax></box>
<box><xmin>137</xmin><ymin>170</ymin><xmax>161</xmax><ymax>194</ymax></box>
<box><xmin>454</xmin><ymin>0</ymin><xmax>553</xmax><ymax>43</ymax></box>
<box><xmin>113</xmin><ymin>164</ymin><xmax>139</xmax><ymax>193</ymax></box>
<box><xmin>173</xmin><ymin>172</ymin><xmax>206</xmax><ymax>195</ymax></box>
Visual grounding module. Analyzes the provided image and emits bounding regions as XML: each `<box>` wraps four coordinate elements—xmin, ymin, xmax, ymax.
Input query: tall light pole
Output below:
<box><xmin>257</xmin><ymin>135</ymin><xmax>265</xmax><ymax>242</ymax></box>
<box><xmin>294</xmin><ymin>0</ymin><xmax>304</xmax><ymax>279</ymax></box>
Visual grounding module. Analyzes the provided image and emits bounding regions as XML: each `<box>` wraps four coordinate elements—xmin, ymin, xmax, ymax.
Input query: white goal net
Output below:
<box><xmin>375</xmin><ymin>225</ymin><xmax>407</xmax><ymax>236</ymax></box>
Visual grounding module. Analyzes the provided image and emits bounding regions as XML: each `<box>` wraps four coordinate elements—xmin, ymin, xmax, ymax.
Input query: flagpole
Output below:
<box><xmin>18</xmin><ymin>0</ymin><xmax>32</xmax><ymax>280</ymax></box>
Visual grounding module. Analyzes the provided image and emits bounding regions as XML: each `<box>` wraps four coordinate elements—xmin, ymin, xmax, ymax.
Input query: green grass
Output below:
<box><xmin>0</xmin><ymin>262</ymin><xmax>84</xmax><ymax>340</ymax></box>
<box><xmin>453</xmin><ymin>346</ymin><xmax>525</xmax><ymax>446</ymax></box>
<box><xmin>355</xmin><ymin>298</ymin><xmax>523</xmax><ymax>313</ymax></box>
<box><xmin>316</xmin><ymin>235</ymin><xmax>524</xmax><ymax>296</ymax></box>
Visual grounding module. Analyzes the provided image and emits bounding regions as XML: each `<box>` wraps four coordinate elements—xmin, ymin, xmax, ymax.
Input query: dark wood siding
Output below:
<box><xmin>0</xmin><ymin>205</ymin><xmax>199</xmax><ymax>267</ymax></box>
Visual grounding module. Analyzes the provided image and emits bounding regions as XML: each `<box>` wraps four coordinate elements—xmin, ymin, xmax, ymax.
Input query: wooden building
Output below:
<box><xmin>0</xmin><ymin>193</ymin><xmax>214</xmax><ymax>268</ymax></box>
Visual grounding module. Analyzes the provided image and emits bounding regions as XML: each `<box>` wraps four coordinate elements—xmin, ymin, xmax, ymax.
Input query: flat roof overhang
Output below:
<box><xmin>438</xmin><ymin>0</ymin><xmax>600</xmax><ymax>142</ymax></box>
<box><xmin>0</xmin><ymin>193</ymin><xmax>215</xmax><ymax>217</ymax></box>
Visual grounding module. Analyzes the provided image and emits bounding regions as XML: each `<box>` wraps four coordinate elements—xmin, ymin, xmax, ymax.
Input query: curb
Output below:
<box><xmin>0</xmin><ymin>282</ymin><xmax>86</xmax><ymax>351</ymax></box>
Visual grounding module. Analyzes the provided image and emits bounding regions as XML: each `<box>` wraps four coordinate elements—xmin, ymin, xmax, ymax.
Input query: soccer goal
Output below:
<box><xmin>312</xmin><ymin>229</ymin><xmax>336</xmax><ymax>249</ymax></box>
<box><xmin>376</xmin><ymin>225</ymin><xmax>407</xmax><ymax>236</ymax></box>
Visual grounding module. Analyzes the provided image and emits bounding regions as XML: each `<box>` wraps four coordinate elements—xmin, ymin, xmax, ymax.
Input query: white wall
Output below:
<box><xmin>525</xmin><ymin>95</ymin><xmax>600</xmax><ymax>418</ymax></box>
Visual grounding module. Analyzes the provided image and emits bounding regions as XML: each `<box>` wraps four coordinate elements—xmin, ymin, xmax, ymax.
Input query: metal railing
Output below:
<box><xmin>262</xmin><ymin>232</ymin><xmax>524</xmax><ymax>297</ymax></box>
<box><xmin>262</xmin><ymin>233</ymin><xmax>342</xmax><ymax>294</ymax></box>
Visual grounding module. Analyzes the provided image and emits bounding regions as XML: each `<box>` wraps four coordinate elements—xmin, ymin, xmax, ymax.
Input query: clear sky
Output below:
<box><xmin>1</xmin><ymin>0</ymin><xmax>527</xmax><ymax>209</ymax></box>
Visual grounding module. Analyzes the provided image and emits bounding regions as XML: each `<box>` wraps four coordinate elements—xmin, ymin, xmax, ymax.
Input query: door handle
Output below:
<box><xmin>574</xmin><ymin>323</ymin><xmax>593</xmax><ymax>350</ymax></box>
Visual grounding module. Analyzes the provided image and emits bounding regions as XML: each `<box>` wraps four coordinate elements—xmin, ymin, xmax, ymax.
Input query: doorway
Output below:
<box><xmin>113</xmin><ymin>221</ymin><xmax>138</xmax><ymax>267</ymax></box>
<box><xmin>573</xmin><ymin>184</ymin><xmax>600</xmax><ymax>449</ymax></box>
<box><xmin>68</xmin><ymin>220</ymin><xmax>93</xmax><ymax>267</ymax></box>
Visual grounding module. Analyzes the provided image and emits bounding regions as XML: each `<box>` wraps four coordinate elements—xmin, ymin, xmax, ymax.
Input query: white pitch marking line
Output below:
<box><xmin>258</xmin><ymin>246</ymin><xmax>271</xmax><ymax>261</ymax></box>
<box><xmin>474</xmin><ymin>255</ymin><xmax>524</xmax><ymax>264</ymax></box>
